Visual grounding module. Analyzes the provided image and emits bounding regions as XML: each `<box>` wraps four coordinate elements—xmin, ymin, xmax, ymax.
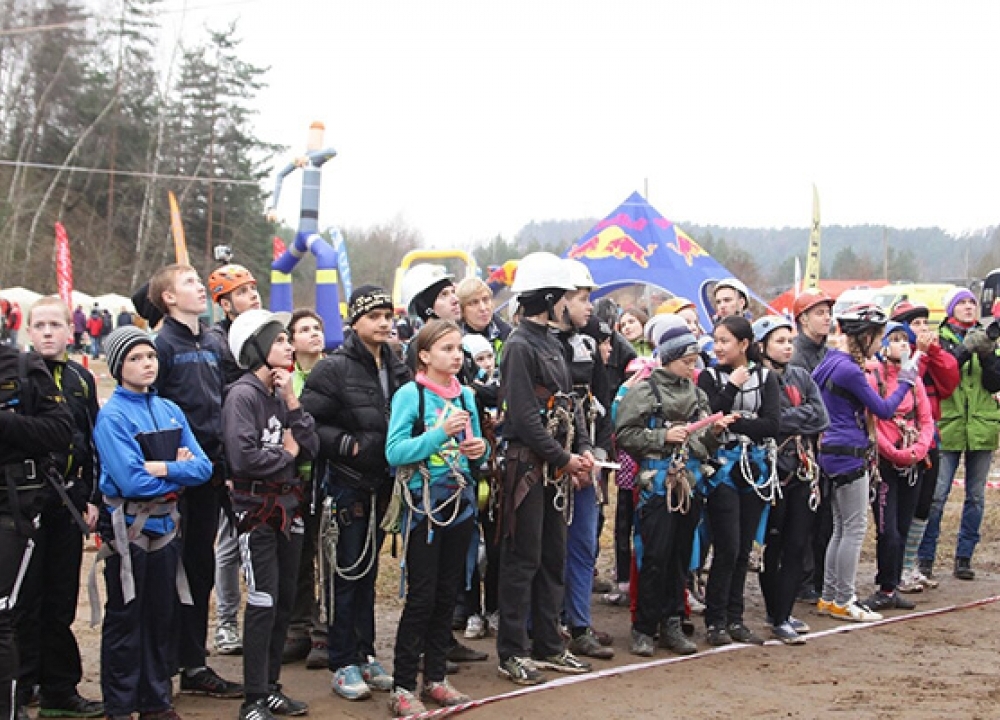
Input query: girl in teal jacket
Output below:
<box><xmin>385</xmin><ymin>320</ymin><xmax>487</xmax><ymax>716</ymax></box>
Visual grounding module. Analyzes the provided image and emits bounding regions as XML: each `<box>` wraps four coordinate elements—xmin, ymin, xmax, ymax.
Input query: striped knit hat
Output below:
<box><xmin>105</xmin><ymin>326</ymin><xmax>156</xmax><ymax>382</ymax></box>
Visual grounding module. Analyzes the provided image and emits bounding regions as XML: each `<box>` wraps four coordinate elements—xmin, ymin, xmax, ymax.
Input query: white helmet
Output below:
<box><xmin>645</xmin><ymin>313</ymin><xmax>687</xmax><ymax>347</ymax></box>
<box><xmin>401</xmin><ymin>264</ymin><xmax>454</xmax><ymax>316</ymax></box>
<box><xmin>510</xmin><ymin>252</ymin><xmax>575</xmax><ymax>294</ymax></box>
<box><xmin>229</xmin><ymin>308</ymin><xmax>292</xmax><ymax>370</ymax></box>
<box><xmin>462</xmin><ymin>333</ymin><xmax>493</xmax><ymax>359</ymax></box>
<box><xmin>564</xmin><ymin>259</ymin><xmax>597</xmax><ymax>290</ymax></box>
<box><xmin>714</xmin><ymin>277</ymin><xmax>749</xmax><ymax>301</ymax></box>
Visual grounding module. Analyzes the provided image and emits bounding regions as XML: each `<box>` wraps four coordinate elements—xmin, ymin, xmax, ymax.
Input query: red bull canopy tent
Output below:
<box><xmin>564</xmin><ymin>191</ymin><xmax>755</xmax><ymax>328</ymax></box>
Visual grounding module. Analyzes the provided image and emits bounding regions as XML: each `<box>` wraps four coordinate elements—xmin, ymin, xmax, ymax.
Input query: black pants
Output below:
<box><xmin>175</xmin><ymin>482</ymin><xmax>220</xmax><ymax>670</ymax></box>
<box><xmin>102</xmin><ymin>539</ymin><xmax>180</xmax><ymax>716</ymax></box>
<box><xmin>633</xmin><ymin>494</ymin><xmax>701</xmax><ymax>637</ymax></box>
<box><xmin>240</xmin><ymin>518</ymin><xmax>303</xmax><ymax>700</ymax></box>
<box><xmin>614</xmin><ymin>486</ymin><xmax>635</xmax><ymax>585</ymax></box>
<box><xmin>914</xmin><ymin>446</ymin><xmax>939</xmax><ymax>521</ymax></box>
<box><xmin>496</xmin><ymin>481</ymin><xmax>566</xmax><ymax>661</ymax></box>
<box><xmin>872</xmin><ymin>461</ymin><xmax>921</xmax><ymax>592</ymax></box>
<box><xmin>394</xmin><ymin>516</ymin><xmax>474</xmax><ymax>691</ymax></box>
<box><xmin>15</xmin><ymin>504</ymin><xmax>85</xmax><ymax>704</ymax></box>
<box><xmin>760</xmin><ymin>481</ymin><xmax>814</xmax><ymax>626</ymax></box>
<box><xmin>287</xmin><ymin>498</ymin><xmax>324</xmax><ymax>645</ymax></box>
<box><xmin>0</xmin><ymin>516</ymin><xmax>34</xmax><ymax>719</ymax></box>
<box><xmin>704</xmin><ymin>485</ymin><xmax>764</xmax><ymax>628</ymax></box>
<box><xmin>809</xmin><ymin>474</ymin><xmax>834</xmax><ymax>595</ymax></box>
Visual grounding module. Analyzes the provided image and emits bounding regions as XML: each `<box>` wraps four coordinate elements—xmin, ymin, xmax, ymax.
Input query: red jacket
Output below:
<box><xmin>86</xmin><ymin>315</ymin><xmax>103</xmax><ymax>338</ymax></box>
<box><xmin>917</xmin><ymin>341</ymin><xmax>960</xmax><ymax>421</ymax></box>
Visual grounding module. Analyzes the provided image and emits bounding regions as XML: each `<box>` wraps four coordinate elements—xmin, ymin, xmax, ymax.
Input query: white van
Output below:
<box><xmin>832</xmin><ymin>286</ymin><xmax>880</xmax><ymax>316</ymax></box>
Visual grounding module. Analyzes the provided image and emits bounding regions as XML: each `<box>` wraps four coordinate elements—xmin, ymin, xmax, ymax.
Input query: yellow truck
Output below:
<box><xmin>867</xmin><ymin>283</ymin><xmax>960</xmax><ymax>326</ymax></box>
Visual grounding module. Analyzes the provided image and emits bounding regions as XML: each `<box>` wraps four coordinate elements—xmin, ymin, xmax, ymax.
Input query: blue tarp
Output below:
<box><xmin>563</xmin><ymin>191</ymin><xmax>743</xmax><ymax>328</ymax></box>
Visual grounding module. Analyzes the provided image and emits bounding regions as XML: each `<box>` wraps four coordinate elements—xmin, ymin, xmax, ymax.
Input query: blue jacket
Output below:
<box><xmin>812</xmin><ymin>349</ymin><xmax>907</xmax><ymax>477</ymax></box>
<box><xmin>386</xmin><ymin>382</ymin><xmax>485</xmax><ymax>528</ymax></box>
<box><xmin>154</xmin><ymin>316</ymin><xmax>225</xmax><ymax>463</ymax></box>
<box><xmin>94</xmin><ymin>386</ymin><xmax>212</xmax><ymax>535</ymax></box>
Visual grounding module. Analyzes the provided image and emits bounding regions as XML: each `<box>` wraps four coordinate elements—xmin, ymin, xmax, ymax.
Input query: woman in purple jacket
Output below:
<box><xmin>811</xmin><ymin>305</ymin><xmax>917</xmax><ymax>623</ymax></box>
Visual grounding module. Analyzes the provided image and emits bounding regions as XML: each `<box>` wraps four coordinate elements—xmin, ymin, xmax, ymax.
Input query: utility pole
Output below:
<box><xmin>882</xmin><ymin>227</ymin><xmax>888</xmax><ymax>281</ymax></box>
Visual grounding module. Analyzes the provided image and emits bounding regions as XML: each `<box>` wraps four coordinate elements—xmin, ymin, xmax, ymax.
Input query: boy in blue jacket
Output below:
<box><xmin>93</xmin><ymin>326</ymin><xmax>213</xmax><ymax>720</ymax></box>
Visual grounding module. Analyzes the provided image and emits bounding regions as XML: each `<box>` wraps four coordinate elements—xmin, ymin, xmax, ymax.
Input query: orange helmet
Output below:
<box><xmin>208</xmin><ymin>264</ymin><xmax>257</xmax><ymax>303</ymax></box>
<box><xmin>656</xmin><ymin>297</ymin><xmax>696</xmax><ymax>316</ymax></box>
<box><xmin>792</xmin><ymin>288</ymin><xmax>834</xmax><ymax>320</ymax></box>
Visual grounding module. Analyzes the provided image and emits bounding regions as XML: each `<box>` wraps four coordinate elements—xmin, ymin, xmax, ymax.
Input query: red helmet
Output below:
<box><xmin>890</xmin><ymin>300</ymin><xmax>929</xmax><ymax>324</ymax></box>
<box><xmin>792</xmin><ymin>289</ymin><xmax>834</xmax><ymax>320</ymax></box>
<box><xmin>208</xmin><ymin>264</ymin><xmax>257</xmax><ymax>303</ymax></box>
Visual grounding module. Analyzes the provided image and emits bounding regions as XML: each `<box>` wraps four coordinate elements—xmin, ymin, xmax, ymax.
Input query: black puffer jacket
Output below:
<box><xmin>300</xmin><ymin>331</ymin><xmax>411</xmax><ymax>492</ymax></box>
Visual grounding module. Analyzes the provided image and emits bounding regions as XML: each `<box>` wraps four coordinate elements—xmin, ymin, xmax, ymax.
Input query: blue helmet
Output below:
<box><xmin>752</xmin><ymin>315</ymin><xmax>794</xmax><ymax>345</ymax></box>
<box><xmin>882</xmin><ymin>320</ymin><xmax>916</xmax><ymax>346</ymax></box>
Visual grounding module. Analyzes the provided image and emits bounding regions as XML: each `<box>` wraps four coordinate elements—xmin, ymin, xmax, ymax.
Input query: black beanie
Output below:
<box><xmin>241</xmin><ymin>321</ymin><xmax>285</xmax><ymax>371</ymax></box>
<box><xmin>518</xmin><ymin>288</ymin><xmax>567</xmax><ymax>317</ymax></box>
<box><xmin>348</xmin><ymin>285</ymin><xmax>393</xmax><ymax>325</ymax></box>
<box><xmin>410</xmin><ymin>278</ymin><xmax>453</xmax><ymax>319</ymax></box>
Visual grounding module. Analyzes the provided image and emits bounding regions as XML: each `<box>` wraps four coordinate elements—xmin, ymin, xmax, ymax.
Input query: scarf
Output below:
<box><xmin>415</xmin><ymin>371</ymin><xmax>462</xmax><ymax>399</ymax></box>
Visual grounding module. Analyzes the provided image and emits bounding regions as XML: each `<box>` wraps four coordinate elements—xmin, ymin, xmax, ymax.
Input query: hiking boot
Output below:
<box><xmin>591</xmin><ymin>627</ymin><xmax>614</xmax><ymax>646</ymax></box>
<box><xmin>788</xmin><ymin>616</ymin><xmax>811</xmax><ymax>634</ymax></box>
<box><xmin>567</xmin><ymin>628</ymin><xmax>614</xmax><ymax>659</ymax></box>
<box><xmin>388</xmin><ymin>687</ymin><xmax>426</xmax><ymax>717</ymax></box>
<box><xmin>38</xmin><ymin>693</ymin><xmax>104</xmax><ymax>718</ymax></box>
<box><xmin>954</xmin><ymin>557</ymin><xmax>975</xmax><ymax>580</ymax></box>
<box><xmin>891</xmin><ymin>591</ymin><xmax>916</xmax><ymax>610</ymax></box>
<box><xmin>706</xmin><ymin>625</ymin><xmax>732</xmax><ymax>647</ymax></box>
<box><xmin>331</xmin><ymin>665</ymin><xmax>371</xmax><ymax>701</ymax></box>
<box><xmin>498</xmin><ymin>656</ymin><xmax>545</xmax><ymax>686</ymax></box>
<box><xmin>139</xmin><ymin>710</ymin><xmax>183</xmax><ymax>720</ymax></box>
<box><xmin>770</xmin><ymin>621</ymin><xmax>805</xmax><ymax>646</ymax></box>
<box><xmin>179</xmin><ymin>667</ymin><xmax>243</xmax><ymax>698</ymax></box>
<box><xmin>917</xmin><ymin>557</ymin><xmax>934</xmax><ymax>579</ymax></box>
<box><xmin>531</xmin><ymin>649</ymin><xmax>591</xmax><ymax>674</ymax></box>
<box><xmin>238</xmin><ymin>699</ymin><xmax>276</xmax><ymax>720</ymax></box>
<box><xmin>659</xmin><ymin>618</ymin><xmax>697</xmax><ymax>655</ymax></box>
<box><xmin>795</xmin><ymin>587</ymin><xmax>821</xmax><ymax>604</ymax></box>
<box><xmin>281</xmin><ymin>636</ymin><xmax>310</xmax><ymax>664</ymax></box>
<box><xmin>305</xmin><ymin>641</ymin><xmax>327</xmax><ymax>670</ymax></box>
<box><xmin>359</xmin><ymin>656</ymin><xmax>394</xmax><ymax>692</ymax></box>
<box><xmin>447</xmin><ymin>641</ymin><xmax>488</xmax><ymax>663</ymax></box>
<box><xmin>727</xmin><ymin>622</ymin><xmax>764</xmax><ymax>646</ymax></box>
<box><xmin>863</xmin><ymin>591</ymin><xmax>897</xmax><ymax>612</ymax></box>
<box><xmin>213</xmin><ymin>622</ymin><xmax>242</xmax><ymax>656</ymax></box>
<box><xmin>829</xmin><ymin>598</ymin><xmax>882</xmax><ymax>623</ymax></box>
<box><xmin>263</xmin><ymin>687</ymin><xmax>308</xmax><ymax>716</ymax></box>
<box><xmin>686</xmin><ymin>588</ymin><xmax>706</xmax><ymax>615</ymax></box>
<box><xmin>420</xmin><ymin>679</ymin><xmax>471</xmax><ymax>707</ymax></box>
<box><xmin>629</xmin><ymin>628</ymin><xmax>655</xmax><ymax>657</ymax></box>
<box><xmin>915</xmin><ymin>568</ymin><xmax>939</xmax><ymax>589</ymax></box>
<box><xmin>464</xmin><ymin>614</ymin><xmax>486</xmax><ymax>640</ymax></box>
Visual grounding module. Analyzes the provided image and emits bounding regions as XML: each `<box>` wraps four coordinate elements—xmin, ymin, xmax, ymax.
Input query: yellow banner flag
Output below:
<box><xmin>168</xmin><ymin>191</ymin><xmax>189</xmax><ymax>265</ymax></box>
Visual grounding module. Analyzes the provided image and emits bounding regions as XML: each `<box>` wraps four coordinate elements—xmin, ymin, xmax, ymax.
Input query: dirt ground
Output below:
<box><xmin>55</xmin><ymin>360</ymin><xmax>1000</xmax><ymax>720</ymax></box>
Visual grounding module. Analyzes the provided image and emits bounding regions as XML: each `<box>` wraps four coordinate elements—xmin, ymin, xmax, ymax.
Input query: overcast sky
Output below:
<box><xmin>161</xmin><ymin>0</ymin><xmax>1000</xmax><ymax>248</ymax></box>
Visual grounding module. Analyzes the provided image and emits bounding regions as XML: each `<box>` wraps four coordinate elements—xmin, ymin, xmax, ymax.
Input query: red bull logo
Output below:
<box><xmin>567</xmin><ymin>225</ymin><xmax>657</xmax><ymax>268</ymax></box>
<box><xmin>667</xmin><ymin>229</ymin><xmax>707</xmax><ymax>267</ymax></box>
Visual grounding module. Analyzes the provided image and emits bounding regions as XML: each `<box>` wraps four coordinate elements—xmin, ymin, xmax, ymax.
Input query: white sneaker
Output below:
<box><xmin>829</xmin><ymin>597</ymin><xmax>882</xmax><ymax>623</ymax></box>
<box><xmin>686</xmin><ymin>588</ymin><xmax>706</xmax><ymax>615</ymax></box>
<box><xmin>464</xmin><ymin>614</ymin><xmax>486</xmax><ymax>640</ymax></box>
<box><xmin>214</xmin><ymin>622</ymin><xmax>242</xmax><ymax>655</ymax></box>
<box><xmin>897</xmin><ymin>568</ymin><xmax>925</xmax><ymax>594</ymax></box>
<box><xmin>914</xmin><ymin>569</ymin><xmax>939</xmax><ymax>589</ymax></box>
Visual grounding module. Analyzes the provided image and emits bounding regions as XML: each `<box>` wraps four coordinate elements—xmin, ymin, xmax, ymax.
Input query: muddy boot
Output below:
<box><xmin>659</xmin><ymin>617</ymin><xmax>697</xmax><ymax>655</ymax></box>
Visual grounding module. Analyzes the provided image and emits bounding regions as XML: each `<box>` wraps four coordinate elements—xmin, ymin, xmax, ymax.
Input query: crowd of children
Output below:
<box><xmin>0</xmin><ymin>259</ymin><xmax>997</xmax><ymax>720</ymax></box>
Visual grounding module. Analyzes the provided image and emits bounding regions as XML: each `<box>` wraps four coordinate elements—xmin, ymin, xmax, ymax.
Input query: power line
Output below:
<box><xmin>0</xmin><ymin>159</ymin><xmax>263</xmax><ymax>186</ymax></box>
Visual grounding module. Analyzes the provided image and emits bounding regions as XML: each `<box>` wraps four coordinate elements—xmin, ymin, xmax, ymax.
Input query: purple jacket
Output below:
<box><xmin>72</xmin><ymin>308</ymin><xmax>86</xmax><ymax>334</ymax></box>
<box><xmin>811</xmin><ymin>349</ymin><xmax>908</xmax><ymax>477</ymax></box>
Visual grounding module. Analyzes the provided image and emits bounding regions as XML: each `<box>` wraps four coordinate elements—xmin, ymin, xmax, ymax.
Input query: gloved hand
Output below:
<box><xmin>898</xmin><ymin>366</ymin><xmax>919</xmax><ymax>387</ymax></box>
<box><xmin>963</xmin><ymin>328</ymin><xmax>995</xmax><ymax>355</ymax></box>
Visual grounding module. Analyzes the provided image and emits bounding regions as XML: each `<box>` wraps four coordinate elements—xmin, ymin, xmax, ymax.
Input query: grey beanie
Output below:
<box><xmin>105</xmin><ymin>326</ymin><xmax>156</xmax><ymax>382</ymax></box>
<box><xmin>657</xmin><ymin>325</ymin><xmax>699</xmax><ymax>364</ymax></box>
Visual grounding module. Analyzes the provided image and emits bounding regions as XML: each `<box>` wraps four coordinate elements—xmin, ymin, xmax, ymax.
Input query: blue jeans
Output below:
<box><xmin>325</xmin><ymin>484</ymin><xmax>384</xmax><ymax>671</ymax></box>
<box><xmin>563</xmin><ymin>483</ymin><xmax>598</xmax><ymax>630</ymax></box>
<box><xmin>919</xmin><ymin>450</ymin><xmax>994</xmax><ymax>563</ymax></box>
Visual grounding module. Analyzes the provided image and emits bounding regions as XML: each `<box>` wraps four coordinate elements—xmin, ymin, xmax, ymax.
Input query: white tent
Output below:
<box><xmin>93</xmin><ymin>293</ymin><xmax>135</xmax><ymax>313</ymax></box>
<box><xmin>0</xmin><ymin>286</ymin><xmax>42</xmax><ymax>309</ymax></box>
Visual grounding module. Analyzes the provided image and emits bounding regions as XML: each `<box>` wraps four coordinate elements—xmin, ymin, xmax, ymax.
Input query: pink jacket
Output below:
<box><xmin>866</xmin><ymin>360</ymin><xmax>934</xmax><ymax>465</ymax></box>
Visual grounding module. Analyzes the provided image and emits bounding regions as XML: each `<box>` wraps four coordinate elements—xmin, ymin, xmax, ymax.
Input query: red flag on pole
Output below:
<box><xmin>55</xmin><ymin>222</ymin><xmax>74</xmax><ymax>309</ymax></box>
<box><xmin>273</xmin><ymin>236</ymin><xmax>287</xmax><ymax>261</ymax></box>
